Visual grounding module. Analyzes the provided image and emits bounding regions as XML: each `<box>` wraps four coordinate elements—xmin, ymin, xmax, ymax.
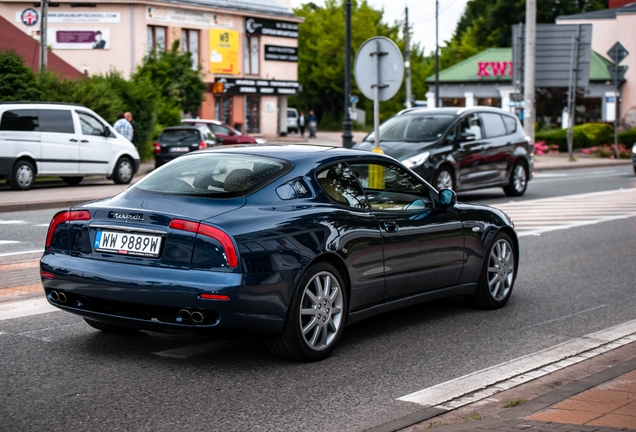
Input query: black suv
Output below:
<box><xmin>154</xmin><ymin>125</ymin><xmax>218</xmax><ymax>169</ymax></box>
<box><xmin>353</xmin><ymin>107</ymin><xmax>534</xmax><ymax>196</ymax></box>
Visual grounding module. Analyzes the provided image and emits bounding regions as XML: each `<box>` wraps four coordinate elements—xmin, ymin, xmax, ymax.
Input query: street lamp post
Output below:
<box><xmin>342</xmin><ymin>0</ymin><xmax>353</xmax><ymax>148</ymax></box>
<box><xmin>435</xmin><ymin>0</ymin><xmax>439</xmax><ymax>108</ymax></box>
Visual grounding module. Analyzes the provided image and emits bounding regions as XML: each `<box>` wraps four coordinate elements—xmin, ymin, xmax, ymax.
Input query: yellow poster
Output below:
<box><xmin>209</xmin><ymin>29</ymin><xmax>240</xmax><ymax>75</ymax></box>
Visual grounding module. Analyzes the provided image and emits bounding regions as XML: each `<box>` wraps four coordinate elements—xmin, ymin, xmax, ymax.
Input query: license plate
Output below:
<box><xmin>170</xmin><ymin>147</ymin><xmax>189</xmax><ymax>153</ymax></box>
<box><xmin>94</xmin><ymin>230</ymin><xmax>163</xmax><ymax>257</ymax></box>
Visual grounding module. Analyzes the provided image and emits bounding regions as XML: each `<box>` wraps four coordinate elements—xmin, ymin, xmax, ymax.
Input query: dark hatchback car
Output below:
<box><xmin>41</xmin><ymin>145</ymin><xmax>519</xmax><ymax>361</ymax></box>
<box><xmin>154</xmin><ymin>125</ymin><xmax>218</xmax><ymax>168</ymax></box>
<box><xmin>354</xmin><ymin>107</ymin><xmax>534</xmax><ymax>196</ymax></box>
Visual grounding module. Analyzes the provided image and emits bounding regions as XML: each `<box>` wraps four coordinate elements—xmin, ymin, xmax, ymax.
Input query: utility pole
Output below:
<box><xmin>39</xmin><ymin>0</ymin><xmax>48</xmax><ymax>72</ymax></box>
<box><xmin>435</xmin><ymin>0</ymin><xmax>440</xmax><ymax>108</ymax></box>
<box><xmin>342</xmin><ymin>0</ymin><xmax>353</xmax><ymax>148</ymax></box>
<box><xmin>523</xmin><ymin>0</ymin><xmax>536</xmax><ymax>144</ymax></box>
<box><xmin>404</xmin><ymin>6</ymin><xmax>412</xmax><ymax>109</ymax></box>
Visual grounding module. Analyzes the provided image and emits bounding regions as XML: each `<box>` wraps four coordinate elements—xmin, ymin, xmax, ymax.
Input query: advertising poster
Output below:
<box><xmin>48</xmin><ymin>28</ymin><xmax>110</xmax><ymax>50</ymax></box>
<box><xmin>209</xmin><ymin>29</ymin><xmax>240</xmax><ymax>75</ymax></box>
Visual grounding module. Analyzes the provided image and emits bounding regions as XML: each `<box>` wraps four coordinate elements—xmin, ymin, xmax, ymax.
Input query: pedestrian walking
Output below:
<box><xmin>113</xmin><ymin>112</ymin><xmax>133</xmax><ymax>142</ymax></box>
<box><xmin>308</xmin><ymin>110</ymin><xmax>317</xmax><ymax>138</ymax></box>
<box><xmin>298</xmin><ymin>111</ymin><xmax>306</xmax><ymax>137</ymax></box>
<box><xmin>125</xmin><ymin>111</ymin><xmax>137</xmax><ymax>146</ymax></box>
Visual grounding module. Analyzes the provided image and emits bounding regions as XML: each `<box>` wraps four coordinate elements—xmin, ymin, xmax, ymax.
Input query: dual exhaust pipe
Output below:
<box><xmin>50</xmin><ymin>291</ymin><xmax>67</xmax><ymax>304</ymax></box>
<box><xmin>179</xmin><ymin>309</ymin><xmax>206</xmax><ymax>324</ymax></box>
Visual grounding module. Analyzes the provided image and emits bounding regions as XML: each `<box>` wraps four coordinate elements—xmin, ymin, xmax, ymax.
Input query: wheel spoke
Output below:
<box><xmin>305</xmin><ymin>290</ymin><xmax>319</xmax><ymax>306</ymax></box>
<box><xmin>302</xmin><ymin>317</ymin><xmax>318</xmax><ymax>335</ymax></box>
<box><xmin>331</xmin><ymin>306</ymin><xmax>341</xmax><ymax>315</ymax></box>
<box><xmin>309</xmin><ymin>324</ymin><xmax>321</xmax><ymax>346</ymax></box>
<box><xmin>301</xmin><ymin>308</ymin><xmax>316</xmax><ymax>317</ymax></box>
<box><xmin>320</xmin><ymin>324</ymin><xmax>329</xmax><ymax>345</ymax></box>
<box><xmin>322</xmin><ymin>275</ymin><xmax>331</xmax><ymax>297</ymax></box>
<box><xmin>329</xmin><ymin>285</ymin><xmax>340</xmax><ymax>302</ymax></box>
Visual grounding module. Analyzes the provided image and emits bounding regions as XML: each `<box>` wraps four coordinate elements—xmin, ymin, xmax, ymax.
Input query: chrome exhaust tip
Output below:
<box><xmin>178</xmin><ymin>309</ymin><xmax>192</xmax><ymax>321</ymax></box>
<box><xmin>50</xmin><ymin>291</ymin><xmax>59</xmax><ymax>302</ymax></box>
<box><xmin>191</xmin><ymin>311</ymin><xmax>205</xmax><ymax>324</ymax></box>
<box><xmin>58</xmin><ymin>292</ymin><xmax>67</xmax><ymax>304</ymax></box>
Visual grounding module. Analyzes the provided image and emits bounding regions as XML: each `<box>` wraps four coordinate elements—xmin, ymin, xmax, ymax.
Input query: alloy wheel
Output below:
<box><xmin>299</xmin><ymin>271</ymin><xmax>344</xmax><ymax>351</ymax></box>
<box><xmin>487</xmin><ymin>239</ymin><xmax>515</xmax><ymax>301</ymax></box>
<box><xmin>435</xmin><ymin>169</ymin><xmax>453</xmax><ymax>190</ymax></box>
<box><xmin>512</xmin><ymin>164</ymin><xmax>526</xmax><ymax>193</ymax></box>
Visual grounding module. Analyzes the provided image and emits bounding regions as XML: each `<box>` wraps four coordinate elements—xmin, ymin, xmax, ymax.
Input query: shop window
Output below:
<box><xmin>147</xmin><ymin>25</ymin><xmax>166</xmax><ymax>53</ymax></box>
<box><xmin>214</xmin><ymin>96</ymin><xmax>233</xmax><ymax>126</ymax></box>
<box><xmin>476</xmin><ymin>97</ymin><xmax>502</xmax><ymax>107</ymax></box>
<box><xmin>244</xmin><ymin>35</ymin><xmax>260</xmax><ymax>75</ymax></box>
<box><xmin>245</xmin><ymin>95</ymin><xmax>260</xmax><ymax>134</ymax></box>
<box><xmin>181</xmin><ymin>29</ymin><xmax>200</xmax><ymax>70</ymax></box>
<box><xmin>441</xmin><ymin>98</ymin><xmax>465</xmax><ymax>107</ymax></box>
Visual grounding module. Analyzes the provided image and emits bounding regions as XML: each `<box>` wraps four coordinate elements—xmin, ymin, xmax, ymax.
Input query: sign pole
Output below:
<box><xmin>39</xmin><ymin>0</ymin><xmax>48</xmax><ymax>72</ymax></box>
<box><xmin>373</xmin><ymin>39</ymin><xmax>381</xmax><ymax>153</ymax></box>
<box><xmin>342</xmin><ymin>0</ymin><xmax>353</xmax><ymax>148</ymax></box>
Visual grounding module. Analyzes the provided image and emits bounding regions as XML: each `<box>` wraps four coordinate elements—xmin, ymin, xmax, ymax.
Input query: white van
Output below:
<box><xmin>287</xmin><ymin>108</ymin><xmax>299</xmax><ymax>134</ymax></box>
<box><xmin>0</xmin><ymin>102</ymin><xmax>140</xmax><ymax>190</ymax></box>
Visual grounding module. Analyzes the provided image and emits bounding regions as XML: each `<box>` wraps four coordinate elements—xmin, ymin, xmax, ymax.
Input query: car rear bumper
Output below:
<box><xmin>40</xmin><ymin>253</ymin><xmax>296</xmax><ymax>336</ymax></box>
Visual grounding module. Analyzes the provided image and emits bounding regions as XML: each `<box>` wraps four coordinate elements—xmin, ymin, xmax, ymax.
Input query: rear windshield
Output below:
<box><xmin>365</xmin><ymin>114</ymin><xmax>455</xmax><ymax>143</ymax></box>
<box><xmin>159</xmin><ymin>129</ymin><xmax>200</xmax><ymax>144</ymax></box>
<box><xmin>132</xmin><ymin>153</ymin><xmax>291</xmax><ymax>197</ymax></box>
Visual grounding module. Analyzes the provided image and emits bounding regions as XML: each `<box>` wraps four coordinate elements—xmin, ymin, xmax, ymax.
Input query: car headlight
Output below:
<box><xmin>402</xmin><ymin>152</ymin><xmax>430</xmax><ymax>169</ymax></box>
<box><xmin>256</xmin><ymin>138</ymin><xmax>267</xmax><ymax>144</ymax></box>
<box><xmin>632</xmin><ymin>143</ymin><xmax>636</xmax><ymax>153</ymax></box>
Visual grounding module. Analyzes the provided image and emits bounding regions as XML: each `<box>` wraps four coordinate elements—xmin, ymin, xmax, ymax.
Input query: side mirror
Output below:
<box><xmin>228</xmin><ymin>130</ymin><xmax>236</xmax><ymax>136</ymax></box>
<box><xmin>460</xmin><ymin>132</ymin><xmax>476</xmax><ymax>142</ymax></box>
<box><xmin>439</xmin><ymin>188</ymin><xmax>457</xmax><ymax>207</ymax></box>
<box><xmin>103</xmin><ymin>128</ymin><xmax>113</xmax><ymax>138</ymax></box>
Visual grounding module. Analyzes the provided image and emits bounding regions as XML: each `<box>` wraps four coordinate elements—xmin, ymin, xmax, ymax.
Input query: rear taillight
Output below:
<box><xmin>169</xmin><ymin>219</ymin><xmax>238</xmax><ymax>268</ymax></box>
<box><xmin>46</xmin><ymin>210</ymin><xmax>91</xmax><ymax>247</ymax></box>
<box><xmin>198</xmin><ymin>141</ymin><xmax>207</xmax><ymax>150</ymax></box>
<box><xmin>154</xmin><ymin>142</ymin><xmax>161</xmax><ymax>154</ymax></box>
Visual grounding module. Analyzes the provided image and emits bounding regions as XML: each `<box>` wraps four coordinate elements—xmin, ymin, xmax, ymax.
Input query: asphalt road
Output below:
<box><xmin>1</xmin><ymin>165</ymin><xmax>636</xmax><ymax>431</ymax></box>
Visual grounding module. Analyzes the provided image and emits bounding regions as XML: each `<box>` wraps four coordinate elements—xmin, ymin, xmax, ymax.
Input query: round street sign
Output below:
<box><xmin>354</xmin><ymin>37</ymin><xmax>404</xmax><ymax>102</ymax></box>
<box><xmin>21</xmin><ymin>8</ymin><xmax>39</xmax><ymax>26</ymax></box>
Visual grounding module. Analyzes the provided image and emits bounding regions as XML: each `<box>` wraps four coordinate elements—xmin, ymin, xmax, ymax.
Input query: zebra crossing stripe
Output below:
<box><xmin>493</xmin><ymin>188</ymin><xmax>636</xmax><ymax>237</ymax></box>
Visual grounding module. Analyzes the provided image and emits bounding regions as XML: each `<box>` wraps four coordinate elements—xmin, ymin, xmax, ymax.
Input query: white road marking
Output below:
<box><xmin>493</xmin><ymin>188</ymin><xmax>636</xmax><ymax>237</ymax></box>
<box><xmin>0</xmin><ymin>249</ymin><xmax>43</xmax><ymax>257</ymax></box>
<box><xmin>0</xmin><ymin>297</ymin><xmax>59</xmax><ymax>321</ymax></box>
<box><xmin>34</xmin><ymin>224</ymin><xmax>50</xmax><ymax>227</ymax></box>
<box><xmin>518</xmin><ymin>305</ymin><xmax>607</xmax><ymax>330</ymax></box>
<box><xmin>0</xmin><ymin>220</ymin><xmax>26</xmax><ymax>225</ymax></box>
<box><xmin>398</xmin><ymin>319</ymin><xmax>636</xmax><ymax>408</ymax></box>
<box><xmin>0</xmin><ymin>240</ymin><xmax>20</xmax><ymax>245</ymax></box>
<box><xmin>152</xmin><ymin>341</ymin><xmax>234</xmax><ymax>359</ymax></box>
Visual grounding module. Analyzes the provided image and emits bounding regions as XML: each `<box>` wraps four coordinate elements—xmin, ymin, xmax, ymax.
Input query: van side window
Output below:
<box><xmin>502</xmin><ymin>115</ymin><xmax>517</xmax><ymax>134</ymax></box>
<box><xmin>0</xmin><ymin>109</ymin><xmax>38</xmax><ymax>131</ymax></box>
<box><xmin>77</xmin><ymin>111</ymin><xmax>106</xmax><ymax>136</ymax></box>
<box><xmin>481</xmin><ymin>113</ymin><xmax>507</xmax><ymax>138</ymax></box>
<box><xmin>38</xmin><ymin>109</ymin><xmax>74</xmax><ymax>134</ymax></box>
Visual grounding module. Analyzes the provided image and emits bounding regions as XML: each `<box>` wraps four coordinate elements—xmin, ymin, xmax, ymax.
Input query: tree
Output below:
<box><xmin>292</xmin><ymin>0</ymin><xmax>427</xmax><ymax>128</ymax></box>
<box><xmin>134</xmin><ymin>41</ymin><xmax>206</xmax><ymax>117</ymax></box>
<box><xmin>0</xmin><ymin>51</ymin><xmax>41</xmax><ymax>102</ymax></box>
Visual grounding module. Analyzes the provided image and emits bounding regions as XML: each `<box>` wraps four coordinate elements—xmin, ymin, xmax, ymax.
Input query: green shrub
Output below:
<box><xmin>618</xmin><ymin>129</ymin><xmax>636</xmax><ymax>147</ymax></box>
<box><xmin>576</xmin><ymin>123</ymin><xmax>613</xmax><ymax>146</ymax></box>
<box><xmin>534</xmin><ymin>128</ymin><xmax>590</xmax><ymax>151</ymax></box>
<box><xmin>0</xmin><ymin>50</ymin><xmax>42</xmax><ymax>102</ymax></box>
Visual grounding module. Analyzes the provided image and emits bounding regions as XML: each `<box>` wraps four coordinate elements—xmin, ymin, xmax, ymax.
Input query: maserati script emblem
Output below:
<box><xmin>108</xmin><ymin>212</ymin><xmax>144</xmax><ymax>221</ymax></box>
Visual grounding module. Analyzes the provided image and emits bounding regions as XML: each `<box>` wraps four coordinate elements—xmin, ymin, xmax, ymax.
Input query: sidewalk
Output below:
<box><xmin>0</xmin><ymin>134</ymin><xmax>632</xmax><ymax>214</ymax></box>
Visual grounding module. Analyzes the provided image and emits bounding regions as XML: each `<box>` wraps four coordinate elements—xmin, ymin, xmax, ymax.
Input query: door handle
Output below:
<box><xmin>80</xmin><ymin>139</ymin><xmax>89</xmax><ymax>143</ymax></box>
<box><xmin>383</xmin><ymin>222</ymin><xmax>398</xmax><ymax>233</ymax></box>
<box><xmin>69</xmin><ymin>139</ymin><xmax>78</xmax><ymax>142</ymax></box>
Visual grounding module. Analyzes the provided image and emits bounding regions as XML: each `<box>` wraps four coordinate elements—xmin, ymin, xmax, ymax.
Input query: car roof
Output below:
<box><xmin>194</xmin><ymin>144</ymin><xmax>393</xmax><ymax>164</ymax></box>
<box><xmin>182</xmin><ymin>119</ymin><xmax>222</xmax><ymax>125</ymax></box>
<box><xmin>162</xmin><ymin>126</ymin><xmax>203</xmax><ymax>131</ymax></box>
<box><xmin>397</xmin><ymin>106</ymin><xmax>515</xmax><ymax>117</ymax></box>
<box><xmin>0</xmin><ymin>101</ymin><xmax>84</xmax><ymax>109</ymax></box>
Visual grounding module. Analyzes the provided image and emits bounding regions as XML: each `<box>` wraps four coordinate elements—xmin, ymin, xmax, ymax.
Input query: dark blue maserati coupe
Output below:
<box><xmin>40</xmin><ymin>145</ymin><xmax>519</xmax><ymax>361</ymax></box>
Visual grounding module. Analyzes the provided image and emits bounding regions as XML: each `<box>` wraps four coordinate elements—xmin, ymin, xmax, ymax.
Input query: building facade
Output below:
<box><xmin>0</xmin><ymin>0</ymin><xmax>300</xmax><ymax>136</ymax></box>
<box><xmin>426</xmin><ymin>47</ymin><xmax>614</xmax><ymax>126</ymax></box>
<box><xmin>557</xmin><ymin>2</ymin><xmax>636</xmax><ymax>128</ymax></box>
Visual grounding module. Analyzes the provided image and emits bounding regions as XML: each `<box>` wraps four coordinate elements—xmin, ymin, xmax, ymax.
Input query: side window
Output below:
<box><xmin>38</xmin><ymin>109</ymin><xmax>74</xmax><ymax>133</ymax></box>
<box><xmin>502</xmin><ymin>115</ymin><xmax>517</xmax><ymax>134</ymax></box>
<box><xmin>0</xmin><ymin>109</ymin><xmax>38</xmax><ymax>131</ymax></box>
<box><xmin>349</xmin><ymin>163</ymin><xmax>433</xmax><ymax>211</ymax></box>
<box><xmin>316</xmin><ymin>163</ymin><xmax>367</xmax><ymax>209</ymax></box>
<box><xmin>480</xmin><ymin>113</ymin><xmax>507</xmax><ymax>138</ymax></box>
<box><xmin>212</xmin><ymin>124</ymin><xmax>230</xmax><ymax>135</ymax></box>
<box><xmin>459</xmin><ymin>114</ymin><xmax>483</xmax><ymax>141</ymax></box>
<box><xmin>77</xmin><ymin>111</ymin><xmax>106</xmax><ymax>136</ymax></box>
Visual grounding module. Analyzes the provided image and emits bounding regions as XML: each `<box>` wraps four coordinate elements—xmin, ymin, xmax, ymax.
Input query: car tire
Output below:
<box><xmin>503</xmin><ymin>162</ymin><xmax>527</xmax><ymax>197</ymax></box>
<box><xmin>633</xmin><ymin>163</ymin><xmax>636</xmax><ymax>175</ymax></box>
<box><xmin>467</xmin><ymin>232</ymin><xmax>516</xmax><ymax>310</ymax></box>
<box><xmin>83</xmin><ymin>318</ymin><xmax>139</xmax><ymax>334</ymax></box>
<box><xmin>10</xmin><ymin>160</ymin><xmax>35</xmax><ymax>190</ymax></box>
<box><xmin>112</xmin><ymin>157</ymin><xmax>134</xmax><ymax>185</ymax></box>
<box><xmin>266</xmin><ymin>262</ymin><xmax>347</xmax><ymax>361</ymax></box>
<box><xmin>433</xmin><ymin>166</ymin><xmax>455</xmax><ymax>191</ymax></box>
<box><xmin>62</xmin><ymin>177</ymin><xmax>83</xmax><ymax>186</ymax></box>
